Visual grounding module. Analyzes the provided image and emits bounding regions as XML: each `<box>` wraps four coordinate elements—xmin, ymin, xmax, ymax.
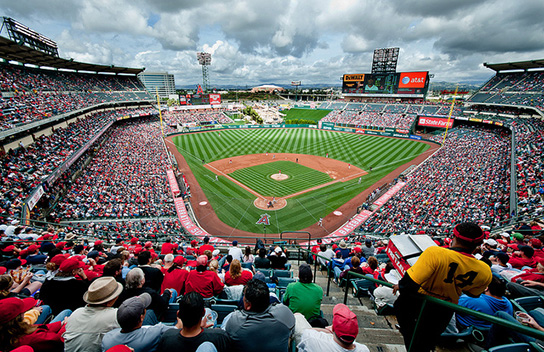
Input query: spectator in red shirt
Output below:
<box><xmin>224</xmin><ymin>260</ymin><xmax>253</xmax><ymax>286</ymax></box>
<box><xmin>160</xmin><ymin>238</ymin><xmax>177</xmax><ymax>255</ymax></box>
<box><xmin>161</xmin><ymin>255</ymin><xmax>188</xmax><ymax>295</ymax></box>
<box><xmin>199</xmin><ymin>237</ymin><xmax>215</xmax><ymax>256</ymax></box>
<box><xmin>509</xmin><ymin>245</ymin><xmax>537</xmax><ymax>269</ymax></box>
<box><xmin>0</xmin><ymin>297</ymin><xmax>65</xmax><ymax>351</ymax></box>
<box><xmin>530</xmin><ymin>239</ymin><xmax>544</xmax><ymax>258</ymax></box>
<box><xmin>185</xmin><ymin>255</ymin><xmax>224</xmax><ymax>298</ymax></box>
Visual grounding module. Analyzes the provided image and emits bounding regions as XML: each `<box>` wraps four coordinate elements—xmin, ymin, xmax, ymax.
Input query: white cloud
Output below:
<box><xmin>1</xmin><ymin>0</ymin><xmax>544</xmax><ymax>86</ymax></box>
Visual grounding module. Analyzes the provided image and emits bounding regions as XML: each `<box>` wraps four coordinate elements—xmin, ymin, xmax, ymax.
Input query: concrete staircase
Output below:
<box><xmin>290</xmin><ymin>262</ymin><xmax>473</xmax><ymax>352</ymax></box>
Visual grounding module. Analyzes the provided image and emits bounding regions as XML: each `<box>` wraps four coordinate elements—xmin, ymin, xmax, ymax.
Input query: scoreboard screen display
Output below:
<box><xmin>343</xmin><ymin>71</ymin><xmax>429</xmax><ymax>97</ymax></box>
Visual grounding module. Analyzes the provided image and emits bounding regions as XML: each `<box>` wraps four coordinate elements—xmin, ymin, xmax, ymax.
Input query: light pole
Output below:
<box><xmin>196</xmin><ymin>52</ymin><xmax>212</xmax><ymax>93</ymax></box>
<box><xmin>291</xmin><ymin>81</ymin><xmax>301</xmax><ymax>104</ymax></box>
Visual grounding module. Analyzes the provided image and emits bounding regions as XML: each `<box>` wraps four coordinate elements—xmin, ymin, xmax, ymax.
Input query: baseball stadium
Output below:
<box><xmin>0</xmin><ymin>10</ymin><xmax>543</xmax><ymax>352</ymax></box>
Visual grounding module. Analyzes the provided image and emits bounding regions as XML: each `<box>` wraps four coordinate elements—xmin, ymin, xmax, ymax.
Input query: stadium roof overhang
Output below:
<box><xmin>0</xmin><ymin>36</ymin><xmax>145</xmax><ymax>75</ymax></box>
<box><xmin>483</xmin><ymin>59</ymin><xmax>544</xmax><ymax>72</ymax></box>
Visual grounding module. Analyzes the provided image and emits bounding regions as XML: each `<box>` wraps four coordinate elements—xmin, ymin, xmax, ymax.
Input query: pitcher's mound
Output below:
<box><xmin>254</xmin><ymin>198</ymin><xmax>287</xmax><ymax>210</ymax></box>
<box><xmin>271</xmin><ymin>173</ymin><xmax>289</xmax><ymax>180</ymax></box>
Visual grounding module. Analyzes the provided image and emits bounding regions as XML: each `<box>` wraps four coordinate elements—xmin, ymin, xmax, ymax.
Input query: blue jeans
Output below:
<box><xmin>143</xmin><ymin>309</ymin><xmax>159</xmax><ymax>326</ymax></box>
<box><xmin>485</xmin><ymin>310</ymin><xmax>544</xmax><ymax>348</ymax></box>
<box><xmin>35</xmin><ymin>305</ymin><xmax>52</xmax><ymax>325</ymax></box>
<box><xmin>167</xmin><ymin>288</ymin><xmax>178</xmax><ymax>303</ymax></box>
<box><xmin>51</xmin><ymin>309</ymin><xmax>72</xmax><ymax>323</ymax></box>
<box><xmin>196</xmin><ymin>342</ymin><xmax>218</xmax><ymax>352</ymax></box>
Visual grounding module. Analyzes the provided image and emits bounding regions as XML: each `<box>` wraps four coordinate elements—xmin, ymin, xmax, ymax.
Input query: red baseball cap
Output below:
<box><xmin>2</xmin><ymin>245</ymin><xmax>15</xmax><ymax>253</ymax></box>
<box><xmin>27</xmin><ymin>244</ymin><xmax>39</xmax><ymax>253</ymax></box>
<box><xmin>50</xmin><ymin>254</ymin><xmax>68</xmax><ymax>266</ymax></box>
<box><xmin>145</xmin><ymin>241</ymin><xmax>153</xmax><ymax>248</ymax></box>
<box><xmin>94</xmin><ymin>240</ymin><xmax>103</xmax><ymax>246</ymax></box>
<box><xmin>130</xmin><ymin>238</ymin><xmax>139</xmax><ymax>244</ymax></box>
<box><xmin>0</xmin><ymin>267</ymin><xmax>6</xmax><ymax>275</ymax></box>
<box><xmin>106</xmin><ymin>345</ymin><xmax>133</xmax><ymax>352</ymax></box>
<box><xmin>333</xmin><ymin>304</ymin><xmax>358</xmax><ymax>343</ymax></box>
<box><xmin>531</xmin><ymin>238</ymin><xmax>542</xmax><ymax>248</ymax></box>
<box><xmin>55</xmin><ymin>241</ymin><xmax>67</xmax><ymax>249</ymax></box>
<box><xmin>173</xmin><ymin>256</ymin><xmax>187</xmax><ymax>266</ymax></box>
<box><xmin>0</xmin><ymin>297</ymin><xmax>36</xmax><ymax>324</ymax></box>
<box><xmin>191</xmin><ymin>240</ymin><xmax>198</xmax><ymax>247</ymax></box>
<box><xmin>59</xmin><ymin>257</ymin><xmax>84</xmax><ymax>272</ymax></box>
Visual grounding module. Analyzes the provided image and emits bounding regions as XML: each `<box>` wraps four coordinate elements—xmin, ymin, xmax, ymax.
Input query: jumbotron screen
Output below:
<box><xmin>342</xmin><ymin>71</ymin><xmax>429</xmax><ymax>98</ymax></box>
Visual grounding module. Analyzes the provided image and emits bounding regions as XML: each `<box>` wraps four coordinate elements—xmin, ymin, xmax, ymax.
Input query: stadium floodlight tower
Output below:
<box><xmin>196</xmin><ymin>52</ymin><xmax>212</xmax><ymax>93</ymax></box>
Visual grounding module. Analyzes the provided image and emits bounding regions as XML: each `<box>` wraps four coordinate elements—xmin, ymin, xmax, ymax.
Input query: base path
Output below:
<box><xmin>164</xmin><ymin>134</ymin><xmax>440</xmax><ymax>242</ymax></box>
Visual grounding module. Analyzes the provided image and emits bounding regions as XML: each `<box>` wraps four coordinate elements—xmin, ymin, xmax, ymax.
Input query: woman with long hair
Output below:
<box><xmin>224</xmin><ymin>259</ymin><xmax>253</xmax><ymax>286</ymax></box>
<box><xmin>0</xmin><ymin>297</ymin><xmax>66</xmax><ymax>351</ymax></box>
<box><xmin>243</xmin><ymin>246</ymin><xmax>254</xmax><ymax>264</ymax></box>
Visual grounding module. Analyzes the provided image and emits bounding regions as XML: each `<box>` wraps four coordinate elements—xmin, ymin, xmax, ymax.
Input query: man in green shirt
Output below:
<box><xmin>283</xmin><ymin>264</ymin><xmax>323</xmax><ymax>322</ymax></box>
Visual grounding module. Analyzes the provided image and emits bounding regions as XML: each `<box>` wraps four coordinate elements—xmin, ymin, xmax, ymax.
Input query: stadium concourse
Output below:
<box><xmin>0</xmin><ymin>54</ymin><xmax>544</xmax><ymax>351</ymax></box>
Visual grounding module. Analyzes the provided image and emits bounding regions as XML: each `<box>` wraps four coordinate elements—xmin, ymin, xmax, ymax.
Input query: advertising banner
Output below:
<box><xmin>27</xmin><ymin>185</ymin><xmax>44</xmax><ymax>211</ymax></box>
<box><xmin>398</xmin><ymin>72</ymin><xmax>428</xmax><ymax>89</ymax></box>
<box><xmin>418</xmin><ymin>117</ymin><xmax>453</xmax><ymax>128</ymax></box>
<box><xmin>173</xmin><ymin>198</ymin><xmax>229</xmax><ymax>244</ymax></box>
<box><xmin>343</xmin><ymin>74</ymin><xmax>365</xmax><ymax>82</ymax></box>
<box><xmin>373</xmin><ymin>182</ymin><xmax>405</xmax><ymax>207</ymax></box>
<box><xmin>409</xmin><ymin>135</ymin><xmax>422</xmax><ymax>140</ymax></box>
<box><xmin>209</xmin><ymin>94</ymin><xmax>221</xmax><ymax>105</ymax></box>
<box><xmin>166</xmin><ymin>170</ymin><xmax>180</xmax><ymax>196</ymax></box>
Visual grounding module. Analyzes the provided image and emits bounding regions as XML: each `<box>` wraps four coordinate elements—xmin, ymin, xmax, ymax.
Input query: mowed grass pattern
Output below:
<box><xmin>229</xmin><ymin>161</ymin><xmax>332</xmax><ymax>197</ymax></box>
<box><xmin>282</xmin><ymin>108</ymin><xmax>332</xmax><ymax>122</ymax></box>
<box><xmin>172</xmin><ymin>128</ymin><xmax>430</xmax><ymax>235</ymax></box>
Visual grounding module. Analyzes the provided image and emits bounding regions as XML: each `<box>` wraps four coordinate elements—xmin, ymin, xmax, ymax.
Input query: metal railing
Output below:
<box><xmin>342</xmin><ymin>270</ymin><xmax>544</xmax><ymax>352</ymax></box>
<box><xmin>296</xmin><ymin>246</ymin><xmax>544</xmax><ymax>351</ymax></box>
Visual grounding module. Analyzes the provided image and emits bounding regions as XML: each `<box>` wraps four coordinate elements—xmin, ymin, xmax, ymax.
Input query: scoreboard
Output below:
<box><xmin>343</xmin><ymin>71</ymin><xmax>429</xmax><ymax>98</ymax></box>
<box><xmin>181</xmin><ymin>93</ymin><xmax>221</xmax><ymax>106</ymax></box>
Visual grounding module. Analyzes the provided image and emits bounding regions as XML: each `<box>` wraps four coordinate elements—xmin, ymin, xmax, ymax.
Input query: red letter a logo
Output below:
<box><xmin>256</xmin><ymin>214</ymin><xmax>270</xmax><ymax>225</ymax></box>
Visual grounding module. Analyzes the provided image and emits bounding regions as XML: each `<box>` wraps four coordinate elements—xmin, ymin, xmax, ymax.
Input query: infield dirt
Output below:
<box><xmin>165</xmin><ymin>134</ymin><xmax>439</xmax><ymax>242</ymax></box>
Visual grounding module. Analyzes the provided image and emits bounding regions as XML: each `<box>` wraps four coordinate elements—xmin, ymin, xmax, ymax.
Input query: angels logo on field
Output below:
<box><xmin>256</xmin><ymin>214</ymin><xmax>271</xmax><ymax>225</ymax></box>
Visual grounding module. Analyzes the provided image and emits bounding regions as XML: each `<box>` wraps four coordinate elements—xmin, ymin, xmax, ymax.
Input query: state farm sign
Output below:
<box><xmin>418</xmin><ymin>117</ymin><xmax>453</xmax><ymax>128</ymax></box>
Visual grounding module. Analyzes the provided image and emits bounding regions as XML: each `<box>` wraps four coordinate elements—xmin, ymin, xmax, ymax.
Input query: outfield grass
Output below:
<box><xmin>282</xmin><ymin>108</ymin><xmax>331</xmax><ymax>122</ymax></box>
<box><xmin>172</xmin><ymin>128</ymin><xmax>429</xmax><ymax>234</ymax></box>
<box><xmin>229</xmin><ymin>160</ymin><xmax>332</xmax><ymax>197</ymax></box>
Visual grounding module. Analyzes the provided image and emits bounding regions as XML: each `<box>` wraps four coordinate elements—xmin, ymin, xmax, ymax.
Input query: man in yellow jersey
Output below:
<box><xmin>392</xmin><ymin>222</ymin><xmax>492</xmax><ymax>351</ymax></box>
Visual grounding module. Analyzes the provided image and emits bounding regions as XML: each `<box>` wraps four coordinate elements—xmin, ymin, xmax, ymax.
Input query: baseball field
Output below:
<box><xmin>167</xmin><ymin>128</ymin><xmax>433</xmax><ymax>238</ymax></box>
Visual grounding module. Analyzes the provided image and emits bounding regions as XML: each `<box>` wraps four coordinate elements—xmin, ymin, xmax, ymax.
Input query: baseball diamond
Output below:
<box><xmin>166</xmin><ymin>128</ymin><xmax>435</xmax><ymax>238</ymax></box>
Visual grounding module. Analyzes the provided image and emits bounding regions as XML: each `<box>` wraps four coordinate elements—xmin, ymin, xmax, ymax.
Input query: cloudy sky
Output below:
<box><xmin>1</xmin><ymin>0</ymin><xmax>544</xmax><ymax>87</ymax></box>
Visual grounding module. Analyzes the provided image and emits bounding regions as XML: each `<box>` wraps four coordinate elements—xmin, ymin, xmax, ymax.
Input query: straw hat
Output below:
<box><xmin>83</xmin><ymin>277</ymin><xmax>123</xmax><ymax>304</ymax></box>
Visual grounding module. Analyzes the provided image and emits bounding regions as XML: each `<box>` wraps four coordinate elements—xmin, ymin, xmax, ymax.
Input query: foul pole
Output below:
<box><xmin>442</xmin><ymin>84</ymin><xmax>458</xmax><ymax>144</ymax></box>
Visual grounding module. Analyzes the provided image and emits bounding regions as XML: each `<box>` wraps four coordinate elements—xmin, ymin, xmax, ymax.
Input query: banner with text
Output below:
<box><xmin>418</xmin><ymin>117</ymin><xmax>453</xmax><ymax>129</ymax></box>
<box><xmin>173</xmin><ymin>198</ymin><xmax>229</xmax><ymax>244</ymax></box>
<box><xmin>166</xmin><ymin>170</ymin><xmax>180</xmax><ymax>196</ymax></box>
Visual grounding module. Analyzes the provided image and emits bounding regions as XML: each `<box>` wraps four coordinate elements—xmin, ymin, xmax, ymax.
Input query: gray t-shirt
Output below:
<box><xmin>223</xmin><ymin>303</ymin><xmax>295</xmax><ymax>352</ymax></box>
<box><xmin>102</xmin><ymin>324</ymin><xmax>175</xmax><ymax>352</ymax></box>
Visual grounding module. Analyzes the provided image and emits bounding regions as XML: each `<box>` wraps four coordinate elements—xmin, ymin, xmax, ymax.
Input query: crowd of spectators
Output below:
<box><xmin>513</xmin><ymin>118</ymin><xmax>544</xmax><ymax>216</ymax></box>
<box><xmin>0</xmin><ymin>107</ymin><xmax>158</xmax><ymax>221</ymax></box>
<box><xmin>0</xmin><ymin>228</ymin><xmax>377</xmax><ymax>352</ymax></box>
<box><xmin>162</xmin><ymin>110</ymin><xmax>233</xmax><ymax>126</ymax></box>
<box><xmin>321</xmin><ymin>109</ymin><xmax>416</xmax><ymax>130</ymax></box>
<box><xmin>55</xmin><ymin>119</ymin><xmax>175</xmax><ymax>219</ymax></box>
<box><xmin>0</xmin><ymin>64</ymin><xmax>151</xmax><ymax>130</ymax></box>
<box><xmin>361</xmin><ymin>127</ymin><xmax>511</xmax><ymax>234</ymax></box>
<box><xmin>470</xmin><ymin>70</ymin><xmax>544</xmax><ymax>110</ymax></box>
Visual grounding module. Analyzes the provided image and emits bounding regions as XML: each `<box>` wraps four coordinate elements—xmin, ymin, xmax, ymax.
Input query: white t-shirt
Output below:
<box><xmin>228</xmin><ymin>246</ymin><xmax>243</xmax><ymax>262</ymax></box>
<box><xmin>297</xmin><ymin>329</ymin><xmax>370</xmax><ymax>352</ymax></box>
